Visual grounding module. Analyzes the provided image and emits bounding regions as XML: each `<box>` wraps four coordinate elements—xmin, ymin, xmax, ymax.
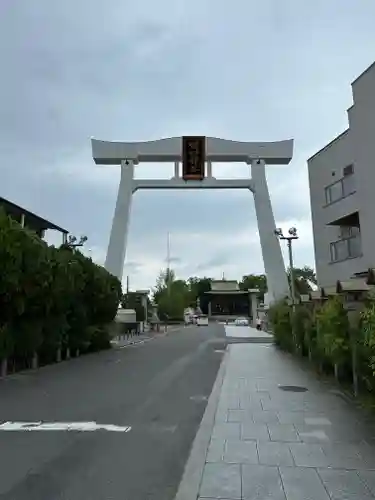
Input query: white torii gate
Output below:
<box><xmin>91</xmin><ymin>136</ymin><xmax>293</xmax><ymax>303</ymax></box>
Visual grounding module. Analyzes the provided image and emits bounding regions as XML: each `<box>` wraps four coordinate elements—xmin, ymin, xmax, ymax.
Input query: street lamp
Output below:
<box><xmin>66</xmin><ymin>235</ymin><xmax>88</xmax><ymax>249</ymax></box>
<box><xmin>274</xmin><ymin>227</ymin><xmax>299</xmax><ymax>308</ymax></box>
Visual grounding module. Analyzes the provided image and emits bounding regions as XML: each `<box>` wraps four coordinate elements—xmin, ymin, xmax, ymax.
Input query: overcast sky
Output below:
<box><xmin>1</xmin><ymin>1</ymin><xmax>375</xmax><ymax>291</ymax></box>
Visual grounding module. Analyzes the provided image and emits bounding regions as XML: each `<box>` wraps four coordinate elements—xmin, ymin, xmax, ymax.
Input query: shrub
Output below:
<box><xmin>268</xmin><ymin>301</ymin><xmax>293</xmax><ymax>351</ymax></box>
<box><xmin>316</xmin><ymin>296</ymin><xmax>349</xmax><ymax>379</ymax></box>
<box><xmin>267</xmin><ymin>286</ymin><xmax>375</xmax><ymax>397</ymax></box>
<box><xmin>292</xmin><ymin>305</ymin><xmax>311</xmax><ymax>354</ymax></box>
<box><xmin>360</xmin><ymin>294</ymin><xmax>375</xmax><ymax>388</ymax></box>
<box><xmin>0</xmin><ymin>208</ymin><xmax>122</xmax><ymax>374</ymax></box>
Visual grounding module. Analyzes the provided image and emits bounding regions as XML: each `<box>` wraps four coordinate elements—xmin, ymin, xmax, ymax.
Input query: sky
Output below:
<box><xmin>1</xmin><ymin>0</ymin><xmax>375</xmax><ymax>292</ymax></box>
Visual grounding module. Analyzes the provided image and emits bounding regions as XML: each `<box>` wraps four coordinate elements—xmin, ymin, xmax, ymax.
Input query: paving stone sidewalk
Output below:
<box><xmin>199</xmin><ymin>343</ymin><xmax>375</xmax><ymax>499</ymax></box>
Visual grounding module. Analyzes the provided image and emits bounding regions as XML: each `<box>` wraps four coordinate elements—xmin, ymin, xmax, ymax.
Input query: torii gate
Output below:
<box><xmin>91</xmin><ymin>136</ymin><xmax>293</xmax><ymax>303</ymax></box>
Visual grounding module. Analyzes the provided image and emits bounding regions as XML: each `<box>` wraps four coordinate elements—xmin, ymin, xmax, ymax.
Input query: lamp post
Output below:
<box><xmin>274</xmin><ymin>227</ymin><xmax>299</xmax><ymax>309</ymax></box>
<box><xmin>167</xmin><ymin>231</ymin><xmax>171</xmax><ymax>300</ymax></box>
<box><xmin>275</xmin><ymin>227</ymin><xmax>299</xmax><ymax>352</ymax></box>
<box><xmin>66</xmin><ymin>235</ymin><xmax>88</xmax><ymax>249</ymax></box>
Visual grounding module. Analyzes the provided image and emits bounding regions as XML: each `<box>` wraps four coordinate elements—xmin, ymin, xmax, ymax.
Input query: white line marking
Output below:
<box><xmin>119</xmin><ymin>338</ymin><xmax>152</xmax><ymax>348</ymax></box>
<box><xmin>190</xmin><ymin>395</ymin><xmax>208</xmax><ymax>402</ymax></box>
<box><xmin>0</xmin><ymin>421</ymin><xmax>131</xmax><ymax>432</ymax></box>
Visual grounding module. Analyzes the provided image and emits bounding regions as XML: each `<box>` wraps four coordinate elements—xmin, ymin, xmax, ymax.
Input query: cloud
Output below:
<box><xmin>1</xmin><ymin>0</ymin><xmax>375</xmax><ymax>291</ymax></box>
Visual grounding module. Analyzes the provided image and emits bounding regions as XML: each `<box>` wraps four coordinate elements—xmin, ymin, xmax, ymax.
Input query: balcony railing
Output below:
<box><xmin>325</xmin><ymin>173</ymin><xmax>355</xmax><ymax>206</ymax></box>
<box><xmin>330</xmin><ymin>233</ymin><xmax>362</xmax><ymax>263</ymax></box>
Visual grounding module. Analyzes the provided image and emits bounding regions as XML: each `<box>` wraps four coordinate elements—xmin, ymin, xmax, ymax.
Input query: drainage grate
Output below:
<box><xmin>278</xmin><ymin>385</ymin><xmax>308</xmax><ymax>393</ymax></box>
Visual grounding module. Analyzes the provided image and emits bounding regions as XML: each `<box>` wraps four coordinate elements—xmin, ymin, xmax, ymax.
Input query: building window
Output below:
<box><xmin>339</xmin><ymin>226</ymin><xmax>360</xmax><ymax>239</ymax></box>
<box><xmin>342</xmin><ymin>173</ymin><xmax>355</xmax><ymax>196</ymax></box>
<box><xmin>325</xmin><ymin>170</ymin><xmax>355</xmax><ymax>206</ymax></box>
<box><xmin>325</xmin><ymin>180</ymin><xmax>343</xmax><ymax>204</ymax></box>
<box><xmin>330</xmin><ymin>233</ymin><xmax>362</xmax><ymax>263</ymax></box>
<box><xmin>343</xmin><ymin>164</ymin><xmax>354</xmax><ymax>176</ymax></box>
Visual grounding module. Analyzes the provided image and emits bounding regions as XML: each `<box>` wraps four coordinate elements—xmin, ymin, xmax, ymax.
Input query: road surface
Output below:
<box><xmin>0</xmin><ymin>324</ymin><xmax>226</xmax><ymax>500</ymax></box>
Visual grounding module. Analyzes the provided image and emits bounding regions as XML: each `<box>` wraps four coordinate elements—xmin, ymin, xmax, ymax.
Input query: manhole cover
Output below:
<box><xmin>278</xmin><ymin>385</ymin><xmax>308</xmax><ymax>393</ymax></box>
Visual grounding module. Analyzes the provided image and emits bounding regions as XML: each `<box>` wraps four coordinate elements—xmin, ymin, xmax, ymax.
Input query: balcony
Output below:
<box><xmin>325</xmin><ymin>173</ymin><xmax>355</xmax><ymax>206</ymax></box>
<box><xmin>330</xmin><ymin>232</ymin><xmax>362</xmax><ymax>263</ymax></box>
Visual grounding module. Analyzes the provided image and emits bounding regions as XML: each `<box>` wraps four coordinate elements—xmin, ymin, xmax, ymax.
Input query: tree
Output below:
<box><xmin>153</xmin><ymin>269</ymin><xmax>187</xmax><ymax>320</ymax></box>
<box><xmin>186</xmin><ymin>277</ymin><xmax>212</xmax><ymax>313</ymax></box>
<box><xmin>288</xmin><ymin>266</ymin><xmax>317</xmax><ymax>295</ymax></box>
<box><xmin>239</xmin><ymin>274</ymin><xmax>267</xmax><ymax>301</ymax></box>
<box><xmin>157</xmin><ymin>292</ymin><xmax>185</xmax><ymax>320</ymax></box>
<box><xmin>155</xmin><ymin>268</ymin><xmax>175</xmax><ymax>292</ymax></box>
<box><xmin>297</xmin><ymin>266</ymin><xmax>317</xmax><ymax>285</ymax></box>
<box><xmin>187</xmin><ymin>277</ymin><xmax>212</xmax><ymax>299</ymax></box>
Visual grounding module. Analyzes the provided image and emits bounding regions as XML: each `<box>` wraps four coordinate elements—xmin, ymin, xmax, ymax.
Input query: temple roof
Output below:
<box><xmin>210</xmin><ymin>280</ymin><xmax>239</xmax><ymax>292</ymax></box>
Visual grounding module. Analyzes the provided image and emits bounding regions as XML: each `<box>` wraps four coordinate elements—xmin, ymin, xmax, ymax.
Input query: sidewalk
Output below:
<box><xmin>224</xmin><ymin>325</ymin><xmax>274</xmax><ymax>343</ymax></box>
<box><xmin>176</xmin><ymin>343</ymin><xmax>375</xmax><ymax>500</ymax></box>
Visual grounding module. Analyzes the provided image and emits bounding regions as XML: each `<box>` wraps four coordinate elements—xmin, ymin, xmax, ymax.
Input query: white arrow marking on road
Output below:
<box><xmin>0</xmin><ymin>421</ymin><xmax>131</xmax><ymax>432</ymax></box>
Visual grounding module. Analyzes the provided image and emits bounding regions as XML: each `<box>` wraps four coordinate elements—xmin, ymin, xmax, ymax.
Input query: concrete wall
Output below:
<box><xmin>308</xmin><ymin>62</ymin><xmax>375</xmax><ymax>287</ymax></box>
<box><xmin>348</xmin><ymin>64</ymin><xmax>375</xmax><ymax>270</ymax></box>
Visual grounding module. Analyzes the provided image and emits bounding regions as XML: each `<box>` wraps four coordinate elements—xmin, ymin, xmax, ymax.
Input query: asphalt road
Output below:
<box><xmin>0</xmin><ymin>324</ymin><xmax>226</xmax><ymax>500</ymax></box>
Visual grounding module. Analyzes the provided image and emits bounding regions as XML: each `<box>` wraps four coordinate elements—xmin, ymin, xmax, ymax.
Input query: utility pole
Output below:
<box><xmin>165</xmin><ymin>232</ymin><xmax>171</xmax><ymax>331</ymax></box>
<box><xmin>287</xmin><ymin>238</ymin><xmax>296</xmax><ymax>311</ymax></box>
<box><xmin>167</xmin><ymin>231</ymin><xmax>171</xmax><ymax>299</ymax></box>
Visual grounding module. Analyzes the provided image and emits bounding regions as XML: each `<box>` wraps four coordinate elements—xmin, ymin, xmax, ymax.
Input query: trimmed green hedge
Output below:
<box><xmin>0</xmin><ymin>208</ymin><xmax>122</xmax><ymax>374</ymax></box>
<box><xmin>269</xmin><ymin>295</ymin><xmax>375</xmax><ymax>396</ymax></box>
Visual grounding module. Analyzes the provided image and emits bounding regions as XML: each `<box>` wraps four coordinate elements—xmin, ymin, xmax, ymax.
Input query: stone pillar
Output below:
<box><xmin>250</xmin><ymin>293</ymin><xmax>257</xmax><ymax>326</ymax></box>
<box><xmin>207</xmin><ymin>161</ymin><xmax>213</xmax><ymax>178</ymax></box>
<box><xmin>143</xmin><ymin>295</ymin><xmax>148</xmax><ymax>324</ymax></box>
<box><xmin>105</xmin><ymin>160</ymin><xmax>135</xmax><ymax>280</ymax></box>
<box><xmin>174</xmin><ymin>161</ymin><xmax>179</xmax><ymax>178</ymax></box>
<box><xmin>251</xmin><ymin>159</ymin><xmax>288</xmax><ymax>303</ymax></box>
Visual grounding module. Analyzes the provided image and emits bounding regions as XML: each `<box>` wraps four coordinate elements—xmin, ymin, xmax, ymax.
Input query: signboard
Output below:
<box><xmin>182</xmin><ymin>136</ymin><xmax>205</xmax><ymax>180</ymax></box>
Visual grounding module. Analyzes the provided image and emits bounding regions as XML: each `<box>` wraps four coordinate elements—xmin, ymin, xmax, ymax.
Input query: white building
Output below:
<box><xmin>308</xmin><ymin>61</ymin><xmax>375</xmax><ymax>287</ymax></box>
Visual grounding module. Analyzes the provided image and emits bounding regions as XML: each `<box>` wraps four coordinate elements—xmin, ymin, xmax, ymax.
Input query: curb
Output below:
<box><xmin>117</xmin><ymin>337</ymin><xmax>153</xmax><ymax>348</ymax></box>
<box><xmin>115</xmin><ymin>325</ymin><xmax>183</xmax><ymax>347</ymax></box>
<box><xmin>174</xmin><ymin>347</ymin><xmax>228</xmax><ymax>500</ymax></box>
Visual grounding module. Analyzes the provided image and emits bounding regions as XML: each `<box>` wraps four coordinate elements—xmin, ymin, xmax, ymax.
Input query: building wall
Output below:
<box><xmin>308</xmin><ymin>62</ymin><xmax>375</xmax><ymax>287</ymax></box>
<box><xmin>348</xmin><ymin>64</ymin><xmax>375</xmax><ymax>267</ymax></box>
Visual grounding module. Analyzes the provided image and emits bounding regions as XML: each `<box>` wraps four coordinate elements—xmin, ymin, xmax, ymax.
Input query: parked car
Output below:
<box><xmin>234</xmin><ymin>317</ymin><xmax>249</xmax><ymax>326</ymax></box>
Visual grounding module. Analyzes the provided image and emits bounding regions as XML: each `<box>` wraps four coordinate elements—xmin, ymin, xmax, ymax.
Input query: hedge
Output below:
<box><xmin>0</xmin><ymin>208</ymin><xmax>122</xmax><ymax>376</ymax></box>
<box><xmin>269</xmin><ymin>294</ymin><xmax>375</xmax><ymax>397</ymax></box>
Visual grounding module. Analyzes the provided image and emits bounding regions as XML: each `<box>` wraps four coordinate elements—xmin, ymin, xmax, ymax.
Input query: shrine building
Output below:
<box><xmin>204</xmin><ymin>280</ymin><xmax>259</xmax><ymax>323</ymax></box>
